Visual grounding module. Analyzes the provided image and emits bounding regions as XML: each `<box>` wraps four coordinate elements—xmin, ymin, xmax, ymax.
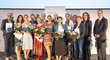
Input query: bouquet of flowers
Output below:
<box><xmin>28</xmin><ymin>24</ymin><xmax>35</xmax><ymax>32</ymax></box>
<box><xmin>66</xmin><ymin>28</ymin><xmax>80</xmax><ymax>42</ymax></box>
<box><xmin>14</xmin><ymin>23</ymin><xmax>22</xmax><ymax>32</ymax></box>
<box><xmin>66</xmin><ymin>26</ymin><xmax>72</xmax><ymax>36</ymax></box>
<box><xmin>22</xmin><ymin>24</ymin><xmax>35</xmax><ymax>32</ymax></box>
<box><xmin>54</xmin><ymin>29</ymin><xmax>65</xmax><ymax>40</ymax></box>
<box><xmin>33</xmin><ymin>28</ymin><xmax>46</xmax><ymax>35</ymax></box>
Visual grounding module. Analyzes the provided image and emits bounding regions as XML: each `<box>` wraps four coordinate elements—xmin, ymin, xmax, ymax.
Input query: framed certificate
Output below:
<box><xmin>6</xmin><ymin>23</ymin><xmax>12</xmax><ymax>31</ymax></box>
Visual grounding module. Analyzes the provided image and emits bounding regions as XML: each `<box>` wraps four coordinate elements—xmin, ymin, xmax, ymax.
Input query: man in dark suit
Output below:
<box><xmin>1</xmin><ymin>13</ymin><xmax>15</xmax><ymax>60</ymax></box>
<box><xmin>93</xmin><ymin>9</ymin><xmax>108</xmax><ymax>60</ymax></box>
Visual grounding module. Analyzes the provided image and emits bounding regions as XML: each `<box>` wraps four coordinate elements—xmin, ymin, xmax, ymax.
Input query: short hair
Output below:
<box><xmin>82</xmin><ymin>12</ymin><xmax>90</xmax><ymax>20</ymax></box>
<box><xmin>7</xmin><ymin>12</ymin><xmax>13</xmax><ymax>17</ymax></box>
<box><xmin>16</xmin><ymin>15</ymin><xmax>24</xmax><ymax>23</ymax></box>
<box><xmin>97</xmin><ymin>9</ymin><xmax>103</xmax><ymax>13</ymax></box>
<box><xmin>73</xmin><ymin>15</ymin><xmax>77</xmax><ymax>17</ymax></box>
<box><xmin>57</xmin><ymin>16</ymin><xmax>63</xmax><ymax>20</ymax></box>
<box><xmin>77</xmin><ymin>16</ymin><xmax>82</xmax><ymax>19</ymax></box>
<box><xmin>47</xmin><ymin>15</ymin><xmax>52</xmax><ymax>18</ymax></box>
<box><xmin>30</xmin><ymin>14</ymin><xmax>35</xmax><ymax>17</ymax></box>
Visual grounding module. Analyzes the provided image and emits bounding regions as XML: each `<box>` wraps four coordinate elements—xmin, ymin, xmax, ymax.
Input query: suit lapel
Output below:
<box><xmin>98</xmin><ymin>17</ymin><xmax>104</xmax><ymax>32</ymax></box>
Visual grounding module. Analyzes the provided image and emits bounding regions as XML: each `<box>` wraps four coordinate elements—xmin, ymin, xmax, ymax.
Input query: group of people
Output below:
<box><xmin>1</xmin><ymin>9</ymin><xmax>108</xmax><ymax>60</ymax></box>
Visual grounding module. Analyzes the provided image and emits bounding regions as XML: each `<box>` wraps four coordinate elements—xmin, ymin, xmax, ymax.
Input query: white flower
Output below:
<box><xmin>57</xmin><ymin>31</ymin><xmax>61</xmax><ymax>35</ymax></box>
<box><xmin>74</xmin><ymin>28</ymin><xmax>80</xmax><ymax>34</ymax></box>
<box><xmin>72</xmin><ymin>31</ymin><xmax>76</xmax><ymax>35</ymax></box>
<box><xmin>74</xmin><ymin>28</ymin><xmax>80</xmax><ymax>39</ymax></box>
<box><xmin>68</xmin><ymin>30</ymin><xmax>71</xmax><ymax>33</ymax></box>
<box><xmin>29</xmin><ymin>25</ymin><xmax>34</xmax><ymax>29</ymax></box>
<box><xmin>68</xmin><ymin>26</ymin><xmax>71</xmax><ymax>30</ymax></box>
<box><xmin>35</xmin><ymin>29</ymin><xmax>38</xmax><ymax>31</ymax></box>
<box><xmin>70</xmin><ymin>33</ymin><xmax>73</xmax><ymax>35</ymax></box>
<box><xmin>41</xmin><ymin>29</ymin><xmax>45</xmax><ymax>32</ymax></box>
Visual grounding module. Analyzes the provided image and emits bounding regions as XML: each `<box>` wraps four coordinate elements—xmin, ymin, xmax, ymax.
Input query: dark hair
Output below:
<box><xmin>73</xmin><ymin>15</ymin><xmax>77</xmax><ymax>17</ymax></box>
<box><xmin>24</xmin><ymin>14</ymin><xmax>29</xmax><ymax>17</ymax></box>
<box><xmin>77</xmin><ymin>16</ymin><xmax>82</xmax><ymax>19</ymax></box>
<box><xmin>30</xmin><ymin>14</ymin><xmax>35</xmax><ymax>17</ymax></box>
<box><xmin>47</xmin><ymin>15</ymin><xmax>52</xmax><ymax>18</ymax></box>
<box><xmin>57</xmin><ymin>16</ymin><xmax>63</xmax><ymax>20</ymax></box>
<box><xmin>82</xmin><ymin>12</ymin><xmax>90</xmax><ymax>20</ymax></box>
<box><xmin>16</xmin><ymin>15</ymin><xmax>24</xmax><ymax>23</ymax></box>
<box><xmin>97</xmin><ymin>9</ymin><xmax>103</xmax><ymax>13</ymax></box>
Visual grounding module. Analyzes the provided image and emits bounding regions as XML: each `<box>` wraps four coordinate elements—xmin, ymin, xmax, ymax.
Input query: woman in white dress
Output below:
<box><xmin>22</xmin><ymin>14</ymin><xmax>33</xmax><ymax>60</ymax></box>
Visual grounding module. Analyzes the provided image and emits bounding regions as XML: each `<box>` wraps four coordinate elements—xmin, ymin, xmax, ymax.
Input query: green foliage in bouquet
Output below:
<box><xmin>28</xmin><ymin>25</ymin><xmax>35</xmax><ymax>32</ymax></box>
<box><xmin>53</xmin><ymin>32</ymin><xmax>63</xmax><ymax>40</ymax></box>
<box><xmin>33</xmin><ymin>28</ymin><xmax>46</xmax><ymax>35</ymax></box>
<box><xmin>66</xmin><ymin>29</ymin><xmax>78</xmax><ymax>42</ymax></box>
<box><xmin>14</xmin><ymin>24</ymin><xmax>22</xmax><ymax>32</ymax></box>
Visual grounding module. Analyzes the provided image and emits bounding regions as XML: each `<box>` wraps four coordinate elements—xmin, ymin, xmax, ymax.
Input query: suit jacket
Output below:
<box><xmin>93</xmin><ymin>17</ymin><xmax>108</xmax><ymax>41</ymax></box>
<box><xmin>30</xmin><ymin>20</ymin><xmax>37</xmax><ymax>25</ymax></box>
<box><xmin>84</xmin><ymin>20</ymin><xmax>92</xmax><ymax>38</ymax></box>
<box><xmin>1</xmin><ymin>19</ymin><xmax>14</xmax><ymax>36</ymax></box>
<box><xmin>73</xmin><ymin>21</ymin><xmax>85</xmax><ymax>40</ymax></box>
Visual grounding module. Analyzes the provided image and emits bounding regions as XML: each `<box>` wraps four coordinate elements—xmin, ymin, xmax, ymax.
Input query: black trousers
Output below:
<box><xmin>96</xmin><ymin>40</ymin><xmax>107</xmax><ymax>60</ymax></box>
<box><xmin>3</xmin><ymin>33</ymin><xmax>14</xmax><ymax>57</ymax></box>
<box><xmin>83</xmin><ymin>40</ymin><xmax>91</xmax><ymax>60</ymax></box>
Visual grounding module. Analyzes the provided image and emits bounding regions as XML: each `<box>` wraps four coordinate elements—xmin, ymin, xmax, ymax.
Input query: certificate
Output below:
<box><xmin>6</xmin><ymin>23</ymin><xmax>12</xmax><ymax>31</ymax></box>
<box><xmin>14</xmin><ymin>33</ymin><xmax>23</xmax><ymax>40</ymax></box>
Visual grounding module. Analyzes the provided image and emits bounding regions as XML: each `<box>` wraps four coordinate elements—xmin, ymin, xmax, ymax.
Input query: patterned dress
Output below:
<box><xmin>33</xmin><ymin>24</ymin><xmax>44</xmax><ymax>57</ymax></box>
<box><xmin>44</xmin><ymin>22</ymin><xmax>53</xmax><ymax>46</ymax></box>
<box><xmin>14</xmin><ymin>23</ymin><xmax>23</xmax><ymax>46</ymax></box>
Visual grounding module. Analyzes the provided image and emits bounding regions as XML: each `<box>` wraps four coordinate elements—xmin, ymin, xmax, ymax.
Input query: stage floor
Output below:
<box><xmin>0</xmin><ymin>53</ymin><xmax>110</xmax><ymax>60</ymax></box>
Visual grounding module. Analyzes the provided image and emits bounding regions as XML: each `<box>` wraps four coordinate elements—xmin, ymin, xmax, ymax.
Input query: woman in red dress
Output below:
<box><xmin>33</xmin><ymin>17</ymin><xmax>44</xmax><ymax>60</ymax></box>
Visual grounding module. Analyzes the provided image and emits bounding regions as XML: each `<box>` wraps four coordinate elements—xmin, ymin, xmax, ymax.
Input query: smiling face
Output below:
<box><xmin>73</xmin><ymin>15</ymin><xmax>77</xmax><ymax>21</ymax></box>
<box><xmin>65</xmin><ymin>14</ymin><xmax>70</xmax><ymax>20</ymax></box>
<box><xmin>97</xmin><ymin>10</ymin><xmax>103</xmax><ymax>18</ymax></box>
<box><xmin>41</xmin><ymin>13</ymin><xmax>46</xmax><ymax>20</ymax></box>
<box><xmin>24</xmin><ymin>15</ymin><xmax>29</xmax><ymax>22</ymax></box>
<box><xmin>18</xmin><ymin>15</ymin><xmax>23</xmax><ymax>22</ymax></box>
<box><xmin>54</xmin><ymin>13</ymin><xmax>58</xmax><ymax>19</ymax></box>
<box><xmin>7</xmin><ymin>13</ymin><xmax>13</xmax><ymax>20</ymax></box>
<box><xmin>83</xmin><ymin>13</ymin><xmax>88</xmax><ymax>21</ymax></box>
<box><xmin>30</xmin><ymin>15</ymin><xmax>35</xmax><ymax>20</ymax></box>
<box><xmin>57</xmin><ymin>17</ymin><xmax>62</xmax><ymax>24</ymax></box>
<box><xmin>47</xmin><ymin>15</ymin><xmax>52</xmax><ymax>21</ymax></box>
<box><xmin>76</xmin><ymin>16</ymin><xmax>82</xmax><ymax>23</ymax></box>
<box><xmin>37</xmin><ymin>17</ymin><xmax>42</xmax><ymax>24</ymax></box>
